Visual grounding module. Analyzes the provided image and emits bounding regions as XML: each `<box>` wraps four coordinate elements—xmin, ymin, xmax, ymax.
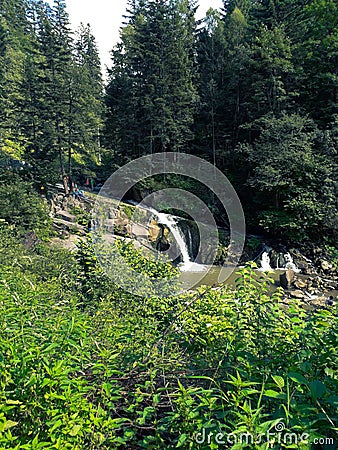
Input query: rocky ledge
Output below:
<box><xmin>280</xmin><ymin>267</ymin><xmax>337</xmax><ymax>308</ymax></box>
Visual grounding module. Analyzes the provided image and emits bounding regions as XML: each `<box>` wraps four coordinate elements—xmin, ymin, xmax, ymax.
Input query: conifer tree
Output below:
<box><xmin>0</xmin><ymin>0</ymin><xmax>27</xmax><ymax>151</ymax></box>
<box><xmin>105</xmin><ymin>0</ymin><xmax>198</xmax><ymax>162</ymax></box>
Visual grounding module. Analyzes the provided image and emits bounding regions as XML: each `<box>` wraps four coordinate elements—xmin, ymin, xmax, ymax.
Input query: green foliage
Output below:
<box><xmin>0</xmin><ymin>0</ymin><xmax>104</xmax><ymax>189</ymax></box>
<box><xmin>245</xmin><ymin>236</ymin><xmax>261</xmax><ymax>252</ymax></box>
<box><xmin>242</xmin><ymin>113</ymin><xmax>336</xmax><ymax>242</ymax></box>
<box><xmin>105</xmin><ymin>0</ymin><xmax>198</xmax><ymax>160</ymax></box>
<box><xmin>70</xmin><ymin>206</ymin><xmax>91</xmax><ymax>226</ymax></box>
<box><xmin>325</xmin><ymin>245</ymin><xmax>338</xmax><ymax>269</ymax></box>
<box><xmin>75</xmin><ymin>237</ymin><xmax>180</xmax><ymax>305</ymax></box>
<box><xmin>121</xmin><ymin>204</ymin><xmax>135</xmax><ymax>220</ymax></box>
<box><xmin>1</xmin><ymin>0</ymin><xmax>337</xmax><ymax>246</ymax></box>
<box><xmin>0</xmin><ymin>236</ymin><xmax>336</xmax><ymax>448</ymax></box>
<box><xmin>0</xmin><ymin>180</ymin><xmax>50</xmax><ymax>235</ymax></box>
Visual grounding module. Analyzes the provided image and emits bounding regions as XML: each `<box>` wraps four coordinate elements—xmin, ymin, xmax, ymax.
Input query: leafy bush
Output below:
<box><xmin>0</xmin><ymin>180</ymin><xmax>50</xmax><ymax>236</ymax></box>
<box><xmin>0</xmin><ymin>237</ymin><xmax>336</xmax><ymax>449</ymax></box>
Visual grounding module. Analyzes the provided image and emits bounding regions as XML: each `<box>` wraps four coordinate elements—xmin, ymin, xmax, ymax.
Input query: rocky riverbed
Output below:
<box><xmin>48</xmin><ymin>189</ymin><xmax>337</xmax><ymax>308</ymax></box>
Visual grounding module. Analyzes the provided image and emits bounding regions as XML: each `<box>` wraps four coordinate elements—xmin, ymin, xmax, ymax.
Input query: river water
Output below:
<box><xmin>178</xmin><ymin>265</ymin><xmax>285</xmax><ymax>291</ymax></box>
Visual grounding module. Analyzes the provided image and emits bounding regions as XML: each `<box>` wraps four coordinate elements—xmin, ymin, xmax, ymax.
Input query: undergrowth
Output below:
<box><xmin>0</xmin><ymin>226</ymin><xmax>337</xmax><ymax>449</ymax></box>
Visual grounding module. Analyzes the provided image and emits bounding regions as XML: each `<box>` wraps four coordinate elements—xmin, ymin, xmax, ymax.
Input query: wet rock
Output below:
<box><xmin>279</xmin><ymin>254</ymin><xmax>287</xmax><ymax>268</ymax></box>
<box><xmin>291</xmin><ymin>251</ymin><xmax>311</xmax><ymax>271</ymax></box>
<box><xmin>294</xmin><ymin>279</ymin><xmax>307</xmax><ymax>289</ymax></box>
<box><xmin>320</xmin><ymin>260</ymin><xmax>332</xmax><ymax>272</ymax></box>
<box><xmin>148</xmin><ymin>220</ymin><xmax>161</xmax><ymax>242</ymax></box>
<box><xmin>290</xmin><ymin>290</ymin><xmax>306</xmax><ymax>299</ymax></box>
<box><xmin>269</xmin><ymin>250</ymin><xmax>279</xmax><ymax>268</ymax></box>
<box><xmin>280</xmin><ymin>269</ymin><xmax>295</xmax><ymax>289</ymax></box>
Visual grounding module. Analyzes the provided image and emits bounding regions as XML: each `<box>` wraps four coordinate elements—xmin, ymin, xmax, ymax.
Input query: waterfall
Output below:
<box><xmin>258</xmin><ymin>249</ymin><xmax>300</xmax><ymax>272</ymax></box>
<box><xmin>156</xmin><ymin>213</ymin><xmax>190</xmax><ymax>265</ymax></box>
<box><xmin>259</xmin><ymin>251</ymin><xmax>273</xmax><ymax>271</ymax></box>
<box><xmin>136</xmin><ymin>205</ymin><xmax>206</xmax><ymax>272</ymax></box>
<box><xmin>284</xmin><ymin>253</ymin><xmax>301</xmax><ymax>273</ymax></box>
<box><xmin>155</xmin><ymin>213</ymin><xmax>206</xmax><ymax>272</ymax></box>
<box><xmin>186</xmin><ymin>226</ymin><xmax>193</xmax><ymax>259</ymax></box>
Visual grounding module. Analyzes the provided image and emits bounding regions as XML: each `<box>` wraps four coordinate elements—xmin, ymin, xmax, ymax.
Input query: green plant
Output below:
<box><xmin>0</xmin><ymin>180</ymin><xmax>51</xmax><ymax>237</ymax></box>
<box><xmin>0</xmin><ymin>236</ymin><xmax>336</xmax><ymax>449</ymax></box>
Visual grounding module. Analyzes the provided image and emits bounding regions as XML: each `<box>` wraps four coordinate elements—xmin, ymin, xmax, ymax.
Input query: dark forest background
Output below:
<box><xmin>0</xmin><ymin>0</ymin><xmax>337</xmax><ymax>244</ymax></box>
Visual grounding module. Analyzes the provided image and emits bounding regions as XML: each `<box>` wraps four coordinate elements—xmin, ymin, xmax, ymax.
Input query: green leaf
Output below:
<box><xmin>309</xmin><ymin>380</ymin><xmax>326</xmax><ymax>399</ymax></box>
<box><xmin>272</xmin><ymin>375</ymin><xmax>285</xmax><ymax>389</ymax></box>
<box><xmin>288</xmin><ymin>372</ymin><xmax>308</xmax><ymax>385</ymax></box>
<box><xmin>6</xmin><ymin>399</ymin><xmax>22</xmax><ymax>405</ymax></box>
<box><xmin>2</xmin><ymin>420</ymin><xmax>18</xmax><ymax>431</ymax></box>
<box><xmin>69</xmin><ymin>424</ymin><xmax>82</xmax><ymax>436</ymax></box>
<box><xmin>264</xmin><ymin>389</ymin><xmax>285</xmax><ymax>399</ymax></box>
<box><xmin>176</xmin><ymin>433</ymin><xmax>188</xmax><ymax>447</ymax></box>
<box><xmin>49</xmin><ymin>419</ymin><xmax>62</xmax><ymax>433</ymax></box>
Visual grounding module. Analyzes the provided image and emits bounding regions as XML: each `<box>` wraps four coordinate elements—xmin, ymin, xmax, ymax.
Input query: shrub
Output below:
<box><xmin>0</xmin><ymin>180</ymin><xmax>50</xmax><ymax>236</ymax></box>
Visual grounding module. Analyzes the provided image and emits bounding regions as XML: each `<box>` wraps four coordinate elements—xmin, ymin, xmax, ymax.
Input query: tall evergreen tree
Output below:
<box><xmin>28</xmin><ymin>0</ymin><xmax>73</xmax><ymax>191</ymax></box>
<box><xmin>71</xmin><ymin>23</ymin><xmax>104</xmax><ymax>177</ymax></box>
<box><xmin>0</xmin><ymin>0</ymin><xmax>27</xmax><ymax>152</ymax></box>
<box><xmin>105</xmin><ymin>0</ymin><xmax>198</xmax><ymax>162</ymax></box>
<box><xmin>194</xmin><ymin>9</ymin><xmax>223</xmax><ymax>165</ymax></box>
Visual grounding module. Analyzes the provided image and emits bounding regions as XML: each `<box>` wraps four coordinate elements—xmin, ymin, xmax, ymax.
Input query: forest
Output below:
<box><xmin>0</xmin><ymin>0</ymin><xmax>337</xmax><ymax>448</ymax></box>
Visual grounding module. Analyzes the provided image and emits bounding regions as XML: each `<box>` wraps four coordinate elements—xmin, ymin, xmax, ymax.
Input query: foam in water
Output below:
<box><xmin>259</xmin><ymin>249</ymin><xmax>300</xmax><ymax>272</ymax></box>
<box><xmin>259</xmin><ymin>251</ymin><xmax>273</xmax><ymax>271</ymax></box>
<box><xmin>284</xmin><ymin>252</ymin><xmax>301</xmax><ymax>273</ymax></box>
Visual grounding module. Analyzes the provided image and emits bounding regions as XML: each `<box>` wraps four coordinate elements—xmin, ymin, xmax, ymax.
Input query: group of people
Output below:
<box><xmin>72</xmin><ymin>187</ymin><xmax>85</xmax><ymax>200</ymax></box>
<box><xmin>64</xmin><ymin>176</ymin><xmax>88</xmax><ymax>200</ymax></box>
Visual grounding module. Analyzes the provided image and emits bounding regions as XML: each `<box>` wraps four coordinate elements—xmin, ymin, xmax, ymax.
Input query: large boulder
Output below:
<box><xmin>280</xmin><ymin>269</ymin><xmax>295</xmax><ymax>289</ymax></box>
<box><xmin>320</xmin><ymin>259</ymin><xmax>332</xmax><ymax>272</ymax></box>
<box><xmin>294</xmin><ymin>279</ymin><xmax>307</xmax><ymax>289</ymax></box>
<box><xmin>290</xmin><ymin>290</ymin><xmax>306</xmax><ymax>299</ymax></box>
<box><xmin>148</xmin><ymin>219</ymin><xmax>162</xmax><ymax>242</ymax></box>
<box><xmin>55</xmin><ymin>210</ymin><xmax>76</xmax><ymax>223</ymax></box>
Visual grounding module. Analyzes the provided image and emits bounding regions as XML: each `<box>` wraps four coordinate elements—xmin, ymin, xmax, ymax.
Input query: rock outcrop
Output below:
<box><xmin>280</xmin><ymin>269</ymin><xmax>295</xmax><ymax>289</ymax></box>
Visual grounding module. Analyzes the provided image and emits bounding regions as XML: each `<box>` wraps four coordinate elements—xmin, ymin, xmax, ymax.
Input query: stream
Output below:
<box><xmin>134</xmin><ymin>203</ymin><xmax>310</xmax><ymax>292</ymax></box>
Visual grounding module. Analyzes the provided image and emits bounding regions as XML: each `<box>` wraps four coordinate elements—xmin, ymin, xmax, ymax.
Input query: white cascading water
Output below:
<box><xmin>129</xmin><ymin>202</ymin><xmax>301</xmax><ymax>274</ymax></box>
<box><xmin>259</xmin><ymin>250</ymin><xmax>300</xmax><ymax>272</ymax></box>
<box><xmin>155</xmin><ymin>212</ymin><xmax>206</xmax><ymax>272</ymax></box>
<box><xmin>136</xmin><ymin>204</ymin><xmax>206</xmax><ymax>272</ymax></box>
<box><xmin>259</xmin><ymin>252</ymin><xmax>273</xmax><ymax>271</ymax></box>
<box><xmin>284</xmin><ymin>252</ymin><xmax>301</xmax><ymax>273</ymax></box>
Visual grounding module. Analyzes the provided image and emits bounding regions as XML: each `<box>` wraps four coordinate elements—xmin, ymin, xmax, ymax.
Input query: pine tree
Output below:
<box><xmin>27</xmin><ymin>0</ymin><xmax>73</xmax><ymax>191</ymax></box>
<box><xmin>248</xmin><ymin>23</ymin><xmax>295</xmax><ymax>119</ymax></box>
<box><xmin>221</xmin><ymin>1</ymin><xmax>251</xmax><ymax>149</ymax></box>
<box><xmin>71</xmin><ymin>23</ymin><xmax>104</xmax><ymax>176</ymax></box>
<box><xmin>194</xmin><ymin>8</ymin><xmax>226</xmax><ymax>165</ymax></box>
<box><xmin>294</xmin><ymin>0</ymin><xmax>337</xmax><ymax>126</ymax></box>
<box><xmin>0</xmin><ymin>0</ymin><xmax>27</xmax><ymax>152</ymax></box>
<box><xmin>105</xmin><ymin>0</ymin><xmax>198</xmax><ymax>162</ymax></box>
